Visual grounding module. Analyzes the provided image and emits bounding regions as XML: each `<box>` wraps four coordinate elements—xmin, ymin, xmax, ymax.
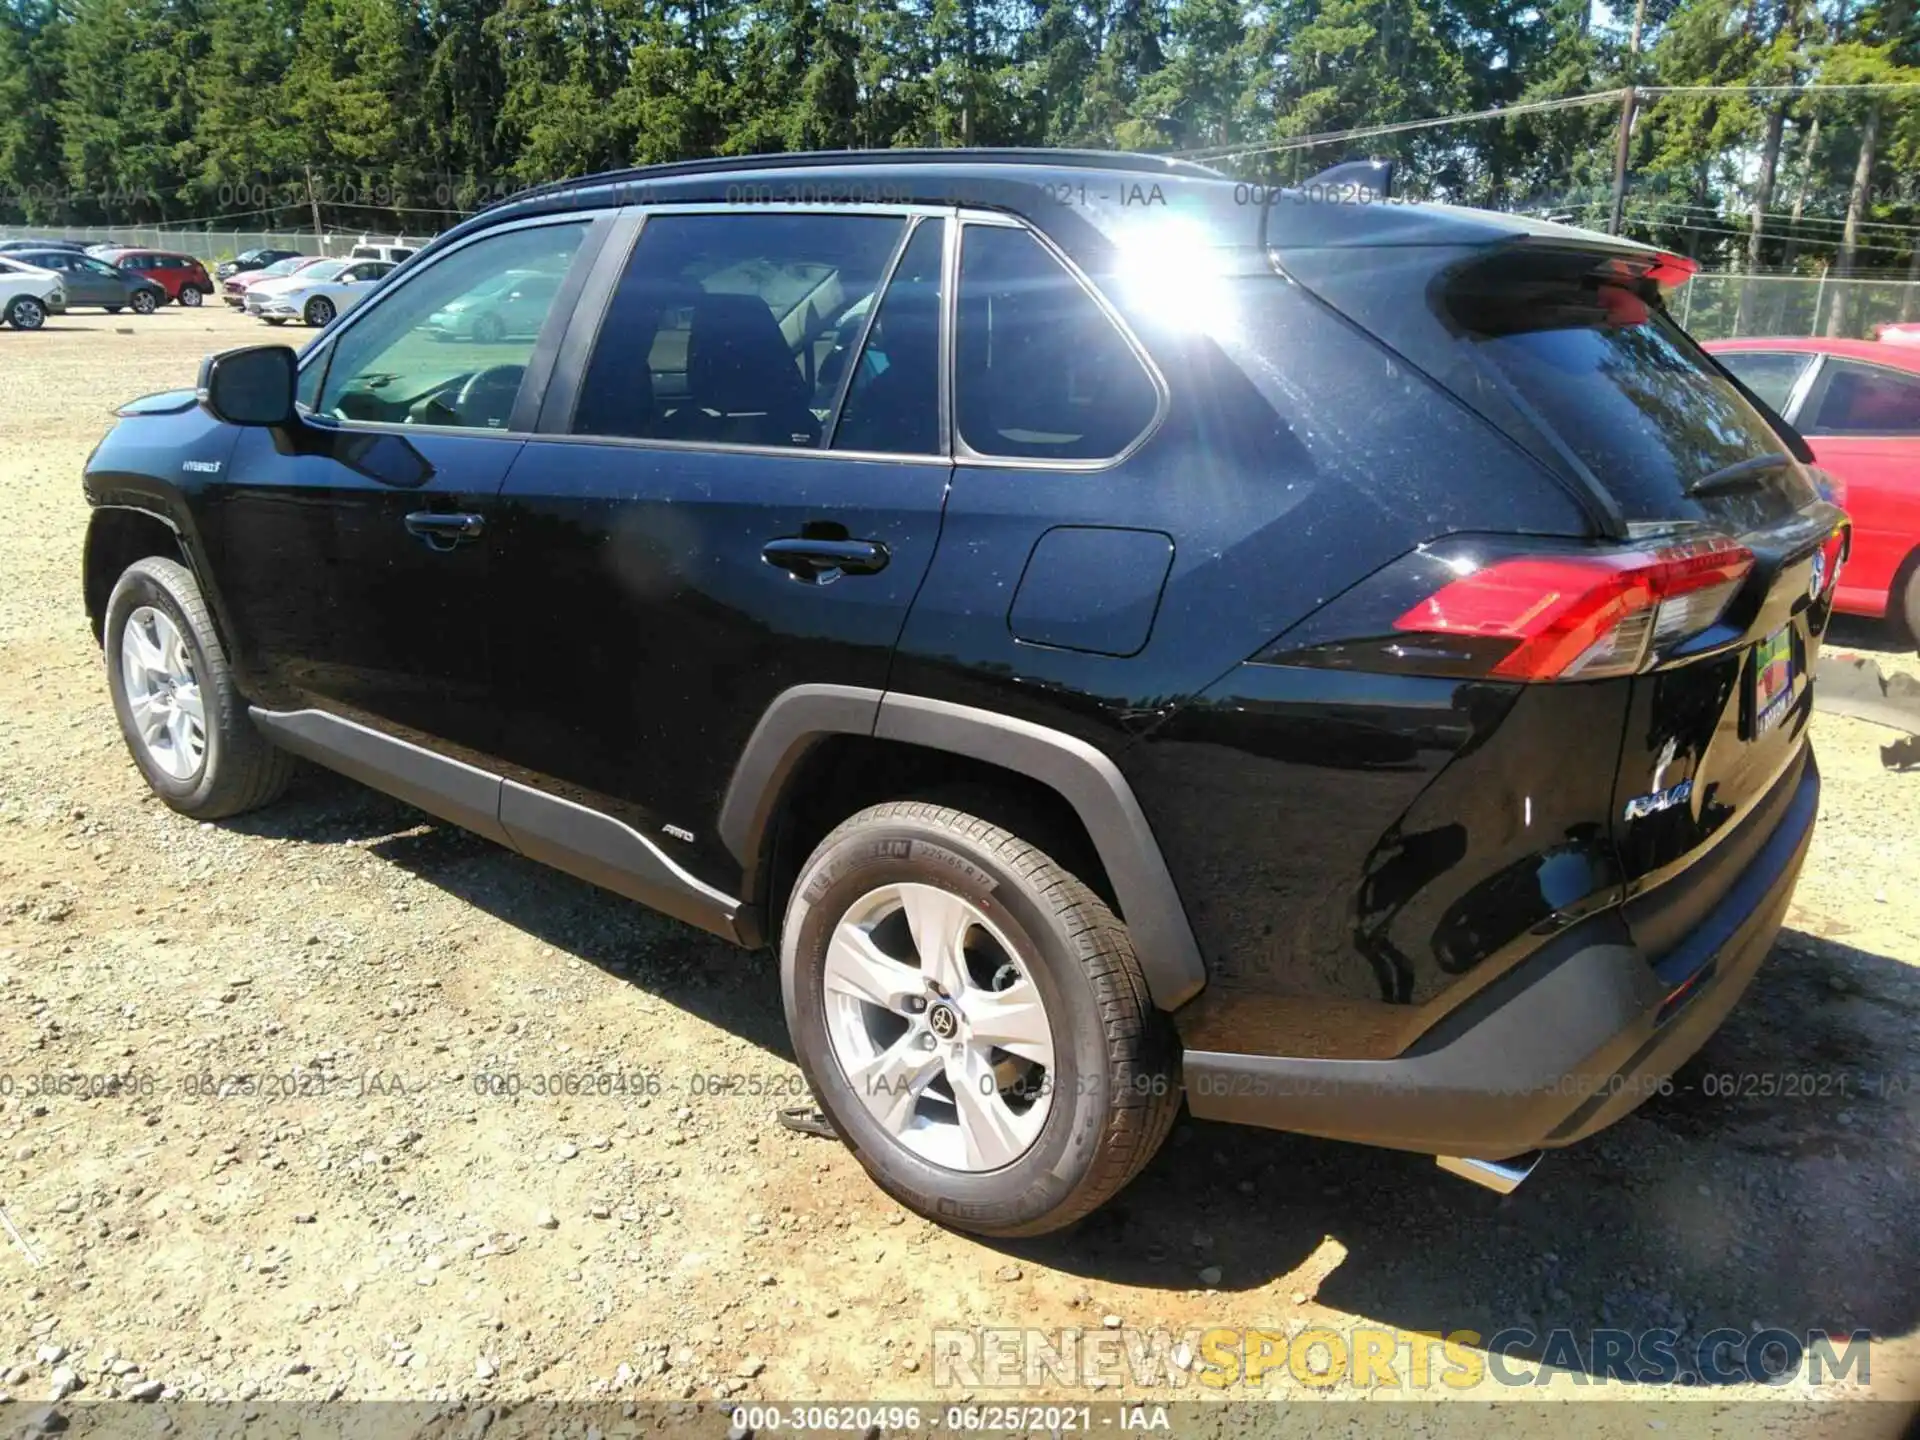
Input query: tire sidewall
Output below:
<box><xmin>8</xmin><ymin>297</ymin><xmax>45</xmax><ymax>330</ymax></box>
<box><xmin>131</xmin><ymin>290</ymin><xmax>157</xmax><ymax>314</ymax></box>
<box><xmin>307</xmin><ymin>297</ymin><xmax>334</xmax><ymax>327</ymax></box>
<box><xmin>104</xmin><ymin>566</ymin><xmax>225</xmax><ymax>810</ymax></box>
<box><xmin>782</xmin><ymin>814</ymin><xmax>1116</xmax><ymax>1234</ymax></box>
<box><xmin>180</xmin><ymin>285</ymin><xmax>203</xmax><ymax>307</ymax></box>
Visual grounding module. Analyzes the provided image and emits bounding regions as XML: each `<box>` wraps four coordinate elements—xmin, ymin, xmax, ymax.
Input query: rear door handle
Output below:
<box><xmin>404</xmin><ymin>511</ymin><xmax>485</xmax><ymax>552</ymax></box>
<box><xmin>762</xmin><ymin>536</ymin><xmax>890</xmax><ymax>584</ymax></box>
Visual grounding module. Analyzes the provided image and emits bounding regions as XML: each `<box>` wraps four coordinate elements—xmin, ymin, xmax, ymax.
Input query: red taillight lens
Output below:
<box><xmin>1393</xmin><ymin>538</ymin><xmax>1754</xmax><ymax>680</ymax></box>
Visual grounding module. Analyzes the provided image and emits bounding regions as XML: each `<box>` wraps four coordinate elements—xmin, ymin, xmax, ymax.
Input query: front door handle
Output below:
<box><xmin>762</xmin><ymin>536</ymin><xmax>890</xmax><ymax>584</ymax></box>
<box><xmin>404</xmin><ymin>511</ymin><xmax>485</xmax><ymax>552</ymax></box>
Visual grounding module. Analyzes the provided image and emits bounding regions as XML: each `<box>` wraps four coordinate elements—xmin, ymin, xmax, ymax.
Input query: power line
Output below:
<box><xmin>1183</xmin><ymin>80</ymin><xmax>1920</xmax><ymax>165</ymax></box>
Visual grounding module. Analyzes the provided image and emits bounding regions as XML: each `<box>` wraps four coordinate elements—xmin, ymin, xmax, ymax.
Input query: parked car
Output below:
<box><xmin>347</xmin><ymin>238</ymin><xmax>420</xmax><ymax>265</ymax></box>
<box><xmin>1874</xmin><ymin>322</ymin><xmax>1920</xmax><ymax>349</ymax></box>
<box><xmin>425</xmin><ymin>267</ymin><xmax>565</xmax><ymax>342</ymax></box>
<box><xmin>92</xmin><ymin>249</ymin><xmax>214</xmax><ymax>306</ymax></box>
<box><xmin>215</xmin><ymin>247</ymin><xmax>304</xmax><ymax>282</ymax></box>
<box><xmin>0</xmin><ymin>255</ymin><xmax>65</xmax><ymax>328</ymax></box>
<box><xmin>1707</xmin><ymin>337</ymin><xmax>1920</xmax><ymax>637</ymax></box>
<box><xmin>222</xmin><ymin>255</ymin><xmax>324</xmax><ymax>308</ymax></box>
<box><xmin>81</xmin><ymin>151</ymin><xmax>1847</xmax><ymax>1236</ymax></box>
<box><xmin>4</xmin><ymin>248</ymin><xmax>166</xmax><ymax>314</ymax></box>
<box><xmin>245</xmin><ymin>258</ymin><xmax>393</xmax><ymax>327</ymax></box>
<box><xmin>0</xmin><ymin>238</ymin><xmax>90</xmax><ymax>254</ymax></box>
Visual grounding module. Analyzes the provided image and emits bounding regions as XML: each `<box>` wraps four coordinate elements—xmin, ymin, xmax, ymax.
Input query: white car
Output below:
<box><xmin>246</xmin><ymin>258</ymin><xmax>396</xmax><ymax>328</ymax></box>
<box><xmin>0</xmin><ymin>256</ymin><xmax>67</xmax><ymax>329</ymax></box>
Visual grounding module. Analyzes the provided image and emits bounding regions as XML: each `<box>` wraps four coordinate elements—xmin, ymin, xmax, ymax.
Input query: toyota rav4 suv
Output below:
<box><xmin>81</xmin><ymin>151</ymin><xmax>1846</xmax><ymax>1236</ymax></box>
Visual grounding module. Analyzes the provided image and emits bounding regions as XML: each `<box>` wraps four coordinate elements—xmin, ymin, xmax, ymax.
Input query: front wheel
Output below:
<box><xmin>781</xmin><ymin>802</ymin><xmax>1180</xmax><ymax>1237</ymax></box>
<box><xmin>130</xmin><ymin>290</ymin><xmax>158</xmax><ymax>315</ymax></box>
<box><xmin>178</xmin><ymin>285</ymin><xmax>203</xmax><ymax>308</ymax></box>
<box><xmin>6</xmin><ymin>296</ymin><xmax>46</xmax><ymax>330</ymax></box>
<box><xmin>103</xmin><ymin>557</ymin><xmax>294</xmax><ymax>819</ymax></box>
<box><xmin>1900</xmin><ymin>555</ymin><xmax>1920</xmax><ymax>650</ymax></box>
<box><xmin>304</xmin><ymin>295</ymin><xmax>335</xmax><ymax>327</ymax></box>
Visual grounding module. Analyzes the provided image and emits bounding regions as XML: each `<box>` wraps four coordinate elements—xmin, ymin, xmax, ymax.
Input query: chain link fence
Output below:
<box><xmin>1677</xmin><ymin>273</ymin><xmax>1920</xmax><ymax>341</ymax></box>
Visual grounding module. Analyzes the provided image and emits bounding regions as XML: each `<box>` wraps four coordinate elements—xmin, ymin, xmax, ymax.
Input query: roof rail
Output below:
<box><xmin>490</xmin><ymin>147</ymin><xmax>1225</xmax><ymax>212</ymax></box>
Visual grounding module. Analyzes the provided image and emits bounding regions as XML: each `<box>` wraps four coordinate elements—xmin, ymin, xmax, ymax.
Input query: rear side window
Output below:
<box><xmin>572</xmin><ymin>211</ymin><xmax>904</xmax><ymax>448</ymax></box>
<box><xmin>1804</xmin><ymin>361</ymin><xmax>1920</xmax><ymax>436</ymax></box>
<box><xmin>1715</xmin><ymin>351</ymin><xmax>1814</xmax><ymax>414</ymax></box>
<box><xmin>955</xmin><ymin>224</ymin><xmax>1160</xmax><ymax>462</ymax></box>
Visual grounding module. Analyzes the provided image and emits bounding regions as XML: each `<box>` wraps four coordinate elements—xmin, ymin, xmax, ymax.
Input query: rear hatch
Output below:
<box><xmin>1275</xmin><ymin>229</ymin><xmax>1848</xmax><ymax>967</ymax></box>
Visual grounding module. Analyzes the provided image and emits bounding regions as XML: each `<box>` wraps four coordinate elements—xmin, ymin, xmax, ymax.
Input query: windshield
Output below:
<box><xmin>300</xmin><ymin>261</ymin><xmax>348</xmax><ymax>283</ymax></box>
<box><xmin>260</xmin><ymin>258</ymin><xmax>305</xmax><ymax>277</ymax></box>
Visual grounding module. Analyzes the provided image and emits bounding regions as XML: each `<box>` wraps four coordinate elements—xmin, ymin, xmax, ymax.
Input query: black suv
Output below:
<box><xmin>82</xmin><ymin>151</ymin><xmax>1847</xmax><ymax>1236</ymax></box>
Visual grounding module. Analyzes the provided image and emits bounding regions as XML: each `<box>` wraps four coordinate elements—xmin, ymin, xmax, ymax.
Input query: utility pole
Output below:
<box><xmin>1607</xmin><ymin>0</ymin><xmax>1648</xmax><ymax>235</ymax></box>
<box><xmin>305</xmin><ymin>163</ymin><xmax>324</xmax><ymax>254</ymax></box>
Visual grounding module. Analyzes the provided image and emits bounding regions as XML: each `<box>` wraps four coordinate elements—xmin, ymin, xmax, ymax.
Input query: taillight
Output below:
<box><xmin>1393</xmin><ymin>537</ymin><xmax>1754</xmax><ymax>681</ymax></box>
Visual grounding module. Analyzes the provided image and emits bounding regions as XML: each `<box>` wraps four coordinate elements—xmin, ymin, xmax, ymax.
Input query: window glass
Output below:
<box><xmin>832</xmin><ymin>220</ymin><xmax>944</xmax><ymax>454</ymax></box>
<box><xmin>955</xmin><ymin>224</ymin><xmax>1160</xmax><ymax>461</ymax></box>
<box><xmin>1715</xmin><ymin>351</ymin><xmax>1814</xmax><ymax>414</ymax></box>
<box><xmin>315</xmin><ymin>221</ymin><xmax>586</xmax><ymax>431</ymax></box>
<box><xmin>1806</xmin><ymin>361</ymin><xmax>1920</xmax><ymax>436</ymax></box>
<box><xmin>572</xmin><ymin>211</ymin><xmax>904</xmax><ymax>446</ymax></box>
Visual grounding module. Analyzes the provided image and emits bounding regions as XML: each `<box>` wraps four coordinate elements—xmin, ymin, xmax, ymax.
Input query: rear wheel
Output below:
<box><xmin>473</xmin><ymin>312</ymin><xmax>505</xmax><ymax>344</ymax></box>
<box><xmin>781</xmin><ymin>801</ymin><xmax>1179</xmax><ymax>1237</ymax></box>
<box><xmin>179</xmin><ymin>285</ymin><xmax>203</xmax><ymax>308</ymax></box>
<box><xmin>104</xmin><ymin>557</ymin><xmax>294</xmax><ymax>819</ymax></box>
<box><xmin>6</xmin><ymin>296</ymin><xmax>46</xmax><ymax>330</ymax></box>
<box><xmin>304</xmin><ymin>295</ymin><xmax>335</xmax><ymax>327</ymax></box>
<box><xmin>130</xmin><ymin>290</ymin><xmax>157</xmax><ymax>315</ymax></box>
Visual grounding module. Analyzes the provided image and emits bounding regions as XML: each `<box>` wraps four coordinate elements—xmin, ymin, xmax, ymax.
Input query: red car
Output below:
<box><xmin>93</xmin><ymin>249</ymin><xmax>214</xmax><ymax>307</ymax></box>
<box><xmin>1707</xmin><ymin>336</ymin><xmax>1920</xmax><ymax>637</ymax></box>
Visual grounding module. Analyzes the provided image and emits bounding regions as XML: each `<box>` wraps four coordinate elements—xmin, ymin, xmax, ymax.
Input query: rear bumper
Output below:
<box><xmin>1183</xmin><ymin>750</ymin><xmax>1818</xmax><ymax>1159</ymax></box>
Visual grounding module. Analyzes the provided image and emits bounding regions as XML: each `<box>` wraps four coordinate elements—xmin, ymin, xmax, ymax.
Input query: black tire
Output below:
<box><xmin>179</xmin><ymin>285</ymin><xmax>204</xmax><ymax>308</ymax></box>
<box><xmin>6</xmin><ymin>296</ymin><xmax>46</xmax><ymax>330</ymax></box>
<box><xmin>781</xmin><ymin>801</ymin><xmax>1180</xmax><ymax>1237</ymax></box>
<box><xmin>304</xmin><ymin>295</ymin><xmax>335</xmax><ymax>327</ymax></box>
<box><xmin>1899</xmin><ymin>554</ymin><xmax>1920</xmax><ymax>650</ymax></box>
<box><xmin>130</xmin><ymin>290</ymin><xmax>158</xmax><ymax>315</ymax></box>
<box><xmin>473</xmin><ymin>312</ymin><xmax>505</xmax><ymax>344</ymax></box>
<box><xmin>103</xmin><ymin>556</ymin><xmax>294</xmax><ymax>820</ymax></box>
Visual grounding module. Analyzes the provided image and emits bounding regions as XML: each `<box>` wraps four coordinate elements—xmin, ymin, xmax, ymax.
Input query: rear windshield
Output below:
<box><xmin>1447</xmin><ymin>256</ymin><xmax>1788</xmax><ymax>513</ymax></box>
<box><xmin>1276</xmin><ymin>240</ymin><xmax>1807</xmax><ymax>522</ymax></box>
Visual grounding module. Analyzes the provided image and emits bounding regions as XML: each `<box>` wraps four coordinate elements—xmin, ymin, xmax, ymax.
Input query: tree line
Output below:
<box><xmin>0</xmin><ymin>0</ymin><xmax>1915</xmax><ymax>277</ymax></box>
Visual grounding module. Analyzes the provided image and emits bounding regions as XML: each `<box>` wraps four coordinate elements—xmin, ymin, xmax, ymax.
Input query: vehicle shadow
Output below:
<box><xmin>225</xmin><ymin>771</ymin><xmax>1920</xmax><ymax>1380</ymax></box>
<box><xmin>221</xmin><ymin>767</ymin><xmax>797</xmax><ymax>1061</ymax></box>
<box><xmin>1007</xmin><ymin>925</ymin><xmax>1920</xmax><ymax>1381</ymax></box>
<box><xmin>1828</xmin><ymin>613</ymin><xmax>1914</xmax><ymax>657</ymax></box>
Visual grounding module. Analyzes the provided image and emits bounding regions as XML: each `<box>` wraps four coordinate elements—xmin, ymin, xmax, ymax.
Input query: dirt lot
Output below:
<box><xmin>1</xmin><ymin>309</ymin><xmax>1918</xmax><ymax>1426</ymax></box>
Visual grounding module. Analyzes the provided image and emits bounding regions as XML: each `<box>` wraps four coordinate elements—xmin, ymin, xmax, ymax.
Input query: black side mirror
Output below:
<box><xmin>198</xmin><ymin>345</ymin><xmax>297</xmax><ymax>427</ymax></box>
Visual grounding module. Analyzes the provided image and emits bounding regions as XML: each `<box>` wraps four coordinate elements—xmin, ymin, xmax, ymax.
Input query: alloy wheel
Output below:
<box><xmin>822</xmin><ymin>883</ymin><xmax>1056</xmax><ymax>1171</ymax></box>
<box><xmin>119</xmin><ymin>606</ymin><xmax>206</xmax><ymax>781</ymax></box>
<box><xmin>179</xmin><ymin>286</ymin><xmax>203</xmax><ymax>307</ymax></box>
<box><xmin>131</xmin><ymin>291</ymin><xmax>156</xmax><ymax>314</ymax></box>
<box><xmin>307</xmin><ymin>296</ymin><xmax>335</xmax><ymax>327</ymax></box>
<box><xmin>8</xmin><ymin>297</ymin><xmax>45</xmax><ymax>330</ymax></box>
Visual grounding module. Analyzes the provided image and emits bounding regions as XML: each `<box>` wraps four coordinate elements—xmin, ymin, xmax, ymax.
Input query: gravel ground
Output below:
<box><xmin>0</xmin><ymin>310</ymin><xmax>1917</xmax><ymax>1425</ymax></box>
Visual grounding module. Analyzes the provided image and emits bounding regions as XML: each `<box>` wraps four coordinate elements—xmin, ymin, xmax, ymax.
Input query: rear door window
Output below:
<box><xmin>955</xmin><ymin>224</ymin><xmax>1160</xmax><ymax>462</ymax></box>
<box><xmin>1802</xmin><ymin>360</ymin><xmax>1920</xmax><ymax>436</ymax></box>
<box><xmin>1714</xmin><ymin>351</ymin><xmax>1815</xmax><ymax>414</ymax></box>
<box><xmin>570</xmin><ymin>210</ymin><xmax>905</xmax><ymax>447</ymax></box>
<box><xmin>831</xmin><ymin>219</ymin><xmax>944</xmax><ymax>455</ymax></box>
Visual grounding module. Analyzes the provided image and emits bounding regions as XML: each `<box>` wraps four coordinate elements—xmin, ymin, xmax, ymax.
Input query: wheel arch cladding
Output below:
<box><xmin>719</xmin><ymin>686</ymin><xmax>1209</xmax><ymax>1010</ymax></box>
